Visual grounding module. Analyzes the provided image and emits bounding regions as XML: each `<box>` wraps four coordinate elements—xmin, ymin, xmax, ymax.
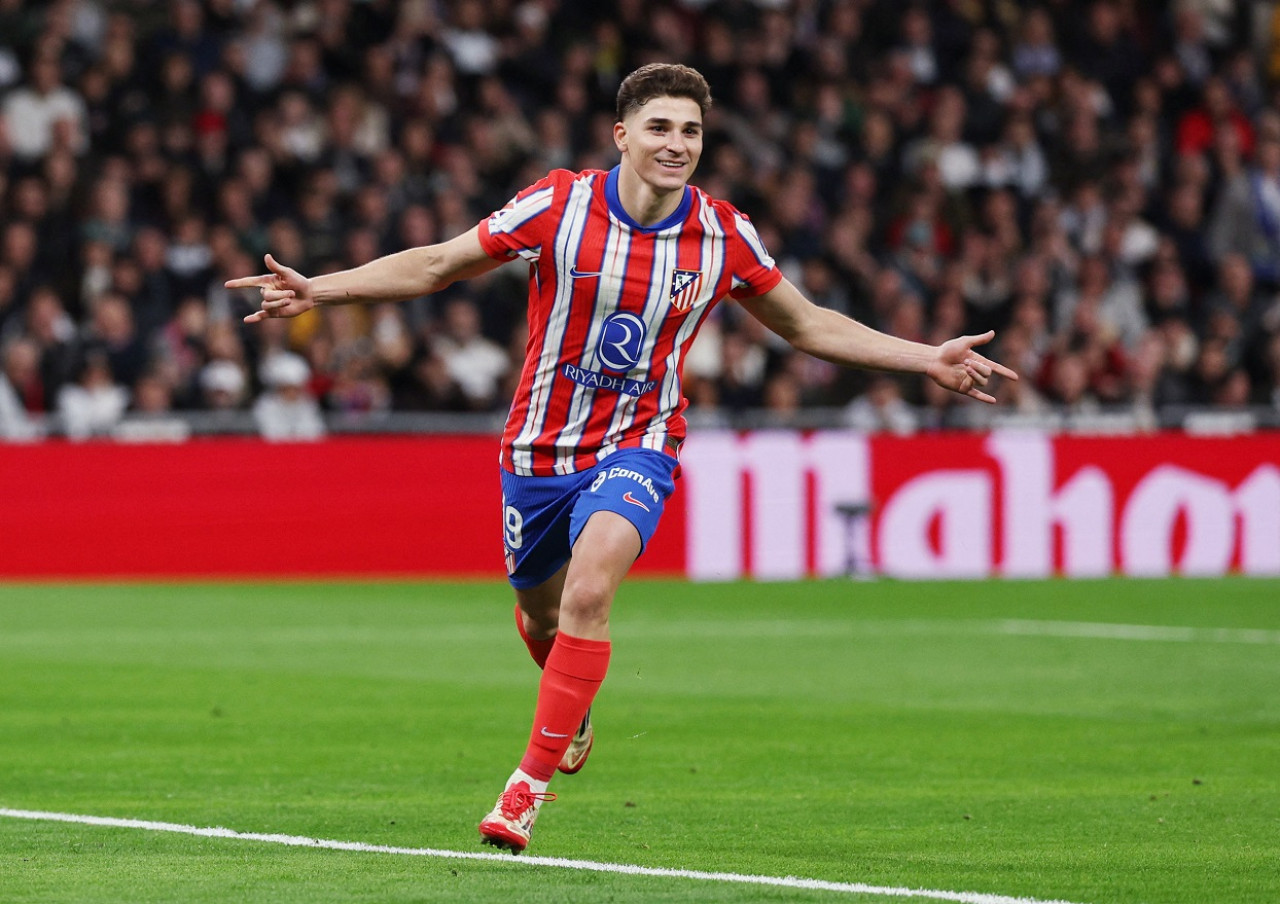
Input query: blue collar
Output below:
<box><xmin>604</xmin><ymin>165</ymin><xmax>692</xmax><ymax>232</ymax></box>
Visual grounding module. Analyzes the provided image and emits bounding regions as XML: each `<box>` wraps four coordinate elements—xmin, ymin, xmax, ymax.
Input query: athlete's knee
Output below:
<box><xmin>560</xmin><ymin>574</ymin><xmax>614</xmax><ymax>628</ymax></box>
<box><xmin>519</xmin><ymin>602</ymin><xmax>559</xmax><ymax>639</ymax></box>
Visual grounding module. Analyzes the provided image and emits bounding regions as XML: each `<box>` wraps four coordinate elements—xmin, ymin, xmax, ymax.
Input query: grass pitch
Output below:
<box><xmin>1</xmin><ymin>578</ymin><xmax>1277</xmax><ymax>904</ymax></box>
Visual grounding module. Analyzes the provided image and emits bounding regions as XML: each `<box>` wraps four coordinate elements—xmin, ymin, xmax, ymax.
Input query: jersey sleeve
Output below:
<box><xmin>725</xmin><ymin>209</ymin><xmax>784</xmax><ymax>299</ymax></box>
<box><xmin>477</xmin><ymin>171</ymin><xmax>566</xmax><ymax>263</ymax></box>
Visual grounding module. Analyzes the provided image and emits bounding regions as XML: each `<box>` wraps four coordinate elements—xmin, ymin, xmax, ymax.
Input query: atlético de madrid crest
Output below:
<box><xmin>669</xmin><ymin>269</ymin><xmax>703</xmax><ymax>312</ymax></box>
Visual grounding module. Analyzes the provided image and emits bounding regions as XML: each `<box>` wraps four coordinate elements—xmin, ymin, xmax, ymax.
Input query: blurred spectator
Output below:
<box><xmin>1177</xmin><ymin>75</ymin><xmax>1255</xmax><ymax>160</ymax></box>
<box><xmin>1073</xmin><ymin>0</ymin><xmax>1147</xmax><ymax>112</ymax></box>
<box><xmin>1042</xmin><ymin>348</ymin><xmax>1101</xmax><ymax>414</ymax></box>
<box><xmin>58</xmin><ymin>349</ymin><xmax>128</xmax><ymax>440</ymax></box>
<box><xmin>1054</xmin><ymin>253</ymin><xmax>1147</xmax><ymax>350</ymax></box>
<box><xmin>3</xmin><ymin>220</ymin><xmax>45</xmax><ymax>304</ymax></box>
<box><xmin>0</xmin><ymin>0</ymin><xmax>1276</xmax><ymax>436</ymax></box>
<box><xmin>759</xmin><ymin>370</ymin><xmax>804</xmax><ymax>427</ymax></box>
<box><xmin>1144</xmin><ymin>254</ymin><xmax>1194</xmax><ymax>325</ymax></box>
<box><xmin>148</xmin><ymin>0</ymin><xmax>223</xmax><ymax>80</ymax></box>
<box><xmin>198</xmin><ymin>358</ymin><xmax>247</xmax><ymax>414</ymax></box>
<box><xmin>1171</xmin><ymin>3</ymin><xmax>1214</xmax><ymax>90</ymax></box>
<box><xmin>903</xmin><ymin>86</ymin><xmax>980</xmax><ymax>192</ymax></box>
<box><xmin>895</xmin><ymin>6</ymin><xmax>939</xmax><ymax>87</ymax></box>
<box><xmin>443</xmin><ymin>0</ymin><xmax>500</xmax><ymax>78</ymax></box>
<box><xmin>81</xmin><ymin>177</ymin><xmax>133</xmax><ymax>253</ymax></box>
<box><xmin>0</xmin><ymin>336</ymin><xmax>43</xmax><ymax>440</ymax></box>
<box><xmin>23</xmin><ymin>286</ymin><xmax>80</xmax><ymax>401</ymax></box>
<box><xmin>715</xmin><ymin>328</ymin><xmax>767</xmax><ymax>413</ymax></box>
<box><xmin>1208</xmin><ymin>135</ymin><xmax>1280</xmax><ymax>284</ymax></box>
<box><xmin>434</xmin><ymin>297</ymin><xmax>509</xmax><ymax>410</ymax></box>
<box><xmin>1011</xmin><ymin>7</ymin><xmax>1061</xmax><ymax>81</ymax></box>
<box><xmin>845</xmin><ymin>375</ymin><xmax>918</xmax><ymax>434</ymax></box>
<box><xmin>1</xmin><ymin>48</ymin><xmax>87</xmax><ymax>161</ymax></box>
<box><xmin>236</xmin><ymin>2</ymin><xmax>288</xmax><ymax>94</ymax></box>
<box><xmin>86</xmin><ymin>291</ymin><xmax>147</xmax><ymax>387</ymax></box>
<box><xmin>985</xmin><ymin>114</ymin><xmax>1049</xmax><ymax>199</ymax></box>
<box><xmin>391</xmin><ymin>341</ymin><xmax>468</xmax><ymax>413</ymax></box>
<box><xmin>1160</xmin><ymin>182</ymin><xmax>1216</xmax><ymax>292</ymax></box>
<box><xmin>114</xmin><ymin>369</ymin><xmax>190</xmax><ymax>443</ymax></box>
<box><xmin>1201</xmin><ymin>253</ymin><xmax>1275</xmax><ymax>375</ymax></box>
<box><xmin>253</xmin><ymin>351</ymin><xmax>325</xmax><ymax>440</ymax></box>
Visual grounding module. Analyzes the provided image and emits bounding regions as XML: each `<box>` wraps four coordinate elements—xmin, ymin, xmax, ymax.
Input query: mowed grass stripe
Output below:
<box><xmin>1</xmin><ymin>578</ymin><xmax>1276</xmax><ymax>904</ymax></box>
<box><xmin>0</xmin><ymin>807</ymin><xmax>1089</xmax><ymax>904</ymax></box>
<box><xmin>995</xmin><ymin>619</ymin><xmax>1280</xmax><ymax>644</ymax></box>
<box><xmin>6</xmin><ymin>617</ymin><xmax>1280</xmax><ymax>648</ymax></box>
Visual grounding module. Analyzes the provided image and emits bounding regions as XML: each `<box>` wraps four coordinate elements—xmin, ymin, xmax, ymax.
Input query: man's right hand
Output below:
<box><xmin>226</xmin><ymin>254</ymin><xmax>316</xmax><ymax>323</ymax></box>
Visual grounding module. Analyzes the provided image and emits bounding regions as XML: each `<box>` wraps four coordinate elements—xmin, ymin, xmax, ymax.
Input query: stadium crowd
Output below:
<box><xmin>2</xmin><ymin>0</ymin><xmax>1280</xmax><ymax>440</ymax></box>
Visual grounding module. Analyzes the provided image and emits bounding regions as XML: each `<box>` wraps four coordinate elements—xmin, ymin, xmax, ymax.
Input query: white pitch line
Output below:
<box><xmin>0</xmin><ymin>807</ymin><xmax>1086</xmax><ymax>904</ymax></box>
<box><xmin>996</xmin><ymin>620</ymin><xmax>1280</xmax><ymax>645</ymax></box>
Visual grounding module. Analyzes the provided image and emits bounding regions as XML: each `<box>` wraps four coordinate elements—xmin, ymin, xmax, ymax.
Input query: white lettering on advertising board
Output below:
<box><xmin>680</xmin><ymin>431</ymin><xmax>1280</xmax><ymax>580</ymax></box>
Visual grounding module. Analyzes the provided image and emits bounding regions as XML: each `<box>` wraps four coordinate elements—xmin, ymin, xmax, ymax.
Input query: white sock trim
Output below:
<box><xmin>509</xmin><ymin>768</ymin><xmax>550</xmax><ymax>795</ymax></box>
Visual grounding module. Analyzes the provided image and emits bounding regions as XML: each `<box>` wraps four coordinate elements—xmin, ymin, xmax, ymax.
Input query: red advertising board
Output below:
<box><xmin>680</xmin><ymin>430</ymin><xmax>1280</xmax><ymax>580</ymax></box>
<box><xmin>2</xmin><ymin>432</ymin><xmax>1276</xmax><ymax>580</ymax></box>
<box><xmin>0</xmin><ymin>437</ymin><xmax>685</xmax><ymax>579</ymax></box>
<box><xmin>870</xmin><ymin>432</ymin><xmax>1280</xmax><ymax>578</ymax></box>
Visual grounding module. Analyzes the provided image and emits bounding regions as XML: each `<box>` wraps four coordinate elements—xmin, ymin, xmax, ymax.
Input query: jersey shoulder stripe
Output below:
<box><xmin>480</xmin><ymin>169</ymin><xmax>605</xmax><ymax>262</ymax></box>
<box><xmin>691</xmin><ymin>195</ymin><xmax>781</xmax><ymax>299</ymax></box>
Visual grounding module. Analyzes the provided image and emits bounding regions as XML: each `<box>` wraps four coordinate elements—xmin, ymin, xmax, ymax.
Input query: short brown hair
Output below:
<box><xmin>615</xmin><ymin>63</ymin><xmax>712</xmax><ymax>122</ymax></box>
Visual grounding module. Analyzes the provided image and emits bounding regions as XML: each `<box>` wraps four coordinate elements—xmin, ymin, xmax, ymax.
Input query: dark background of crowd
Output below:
<box><xmin>3</xmin><ymin>0</ymin><xmax>1280</xmax><ymax>440</ymax></box>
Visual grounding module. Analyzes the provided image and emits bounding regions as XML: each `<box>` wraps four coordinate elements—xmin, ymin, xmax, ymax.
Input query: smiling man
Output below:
<box><xmin>228</xmin><ymin>63</ymin><xmax>1016</xmax><ymax>853</ymax></box>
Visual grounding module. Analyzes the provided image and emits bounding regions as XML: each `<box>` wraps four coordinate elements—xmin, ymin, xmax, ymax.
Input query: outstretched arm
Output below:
<box><xmin>737</xmin><ymin>277</ymin><xmax>1018</xmax><ymax>403</ymax></box>
<box><xmin>227</xmin><ymin>226</ymin><xmax>504</xmax><ymax>323</ymax></box>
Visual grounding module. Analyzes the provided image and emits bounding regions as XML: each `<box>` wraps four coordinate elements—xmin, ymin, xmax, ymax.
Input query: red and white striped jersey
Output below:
<box><xmin>478</xmin><ymin>166</ymin><xmax>782</xmax><ymax>477</ymax></box>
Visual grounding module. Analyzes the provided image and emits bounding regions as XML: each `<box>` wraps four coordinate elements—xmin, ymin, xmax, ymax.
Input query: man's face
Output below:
<box><xmin>615</xmin><ymin>95</ymin><xmax>703</xmax><ymax>194</ymax></box>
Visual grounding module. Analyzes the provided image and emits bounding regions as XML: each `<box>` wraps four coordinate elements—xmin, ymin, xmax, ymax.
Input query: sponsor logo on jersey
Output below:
<box><xmin>563</xmin><ymin>363</ymin><xmax>657</xmax><ymax>396</ymax></box>
<box><xmin>597</xmin><ymin>310</ymin><xmax>647</xmax><ymax>372</ymax></box>
<box><xmin>605</xmin><ymin>465</ymin><xmax>662</xmax><ymax>504</ymax></box>
<box><xmin>669</xmin><ymin>268</ymin><xmax>704</xmax><ymax>312</ymax></box>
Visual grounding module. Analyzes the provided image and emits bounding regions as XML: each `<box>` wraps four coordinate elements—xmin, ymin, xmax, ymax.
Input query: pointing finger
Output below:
<box><xmin>223</xmin><ymin>274</ymin><xmax>273</xmax><ymax>289</ymax></box>
<box><xmin>974</xmin><ymin>354</ymin><xmax>1019</xmax><ymax>381</ymax></box>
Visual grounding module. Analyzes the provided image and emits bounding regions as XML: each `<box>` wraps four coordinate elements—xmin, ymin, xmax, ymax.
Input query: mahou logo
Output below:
<box><xmin>680</xmin><ymin>431</ymin><xmax>1280</xmax><ymax>580</ymax></box>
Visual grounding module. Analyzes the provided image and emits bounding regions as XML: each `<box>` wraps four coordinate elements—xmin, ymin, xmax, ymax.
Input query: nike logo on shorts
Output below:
<box><xmin>540</xmin><ymin>727</ymin><xmax>570</xmax><ymax>738</ymax></box>
<box><xmin>623</xmin><ymin>492</ymin><xmax>651</xmax><ymax>512</ymax></box>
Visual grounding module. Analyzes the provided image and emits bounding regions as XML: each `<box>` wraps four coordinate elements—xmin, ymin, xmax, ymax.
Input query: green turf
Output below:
<box><xmin>1</xmin><ymin>578</ymin><xmax>1277</xmax><ymax>904</ymax></box>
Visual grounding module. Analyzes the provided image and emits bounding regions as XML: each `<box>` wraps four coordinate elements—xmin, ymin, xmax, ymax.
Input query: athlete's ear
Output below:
<box><xmin>613</xmin><ymin>120</ymin><xmax>627</xmax><ymax>154</ymax></box>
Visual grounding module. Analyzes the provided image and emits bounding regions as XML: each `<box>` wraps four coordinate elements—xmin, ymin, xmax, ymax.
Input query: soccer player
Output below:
<box><xmin>228</xmin><ymin>63</ymin><xmax>1017</xmax><ymax>853</ymax></box>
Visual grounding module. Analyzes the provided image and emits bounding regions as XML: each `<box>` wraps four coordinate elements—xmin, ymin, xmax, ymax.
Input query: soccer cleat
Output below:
<box><xmin>478</xmin><ymin>780</ymin><xmax>556</xmax><ymax>853</ymax></box>
<box><xmin>558</xmin><ymin>709</ymin><xmax>594</xmax><ymax>774</ymax></box>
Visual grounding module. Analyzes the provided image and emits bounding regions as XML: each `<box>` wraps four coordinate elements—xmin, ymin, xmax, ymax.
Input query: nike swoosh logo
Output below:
<box><xmin>540</xmin><ymin>727</ymin><xmax>570</xmax><ymax>738</ymax></box>
<box><xmin>623</xmin><ymin>492</ymin><xmax>651</xmax><ymax>512</ymax></box>
<box><xmin>569</xmin><ymin>267</ymin><xmax>603</xmax><ymax>279</ymax></box>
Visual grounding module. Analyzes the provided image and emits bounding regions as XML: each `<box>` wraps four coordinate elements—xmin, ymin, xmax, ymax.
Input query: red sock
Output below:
<box><xmin>514</xmin><ymin>604</ymin><xmax>555</xmax><ymax>669</ymax></box>
<box><xmin>518</xmin><ymin>631</ymin><xmax>610</xmax><ymax>782</ymax></box>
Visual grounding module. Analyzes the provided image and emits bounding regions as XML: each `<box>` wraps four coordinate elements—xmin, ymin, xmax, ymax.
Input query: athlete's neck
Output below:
<box><xmin>614</xmin><ymin>163</ymin><xmax>686</xmax><ymax>226</ymax></box>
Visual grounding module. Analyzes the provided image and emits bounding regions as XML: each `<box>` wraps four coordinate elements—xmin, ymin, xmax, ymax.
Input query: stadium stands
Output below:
<box><xmin>1</xmin><ymin>0</ymin><xmax>1279</xmax><ymax>440</ymax></box>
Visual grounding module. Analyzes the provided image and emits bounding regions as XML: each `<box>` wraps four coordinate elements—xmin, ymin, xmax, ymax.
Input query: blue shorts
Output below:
<box><xmin>500</xmin><ymin>448</ymin><xmax>678</xmax><ymax>589</ymax></box>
